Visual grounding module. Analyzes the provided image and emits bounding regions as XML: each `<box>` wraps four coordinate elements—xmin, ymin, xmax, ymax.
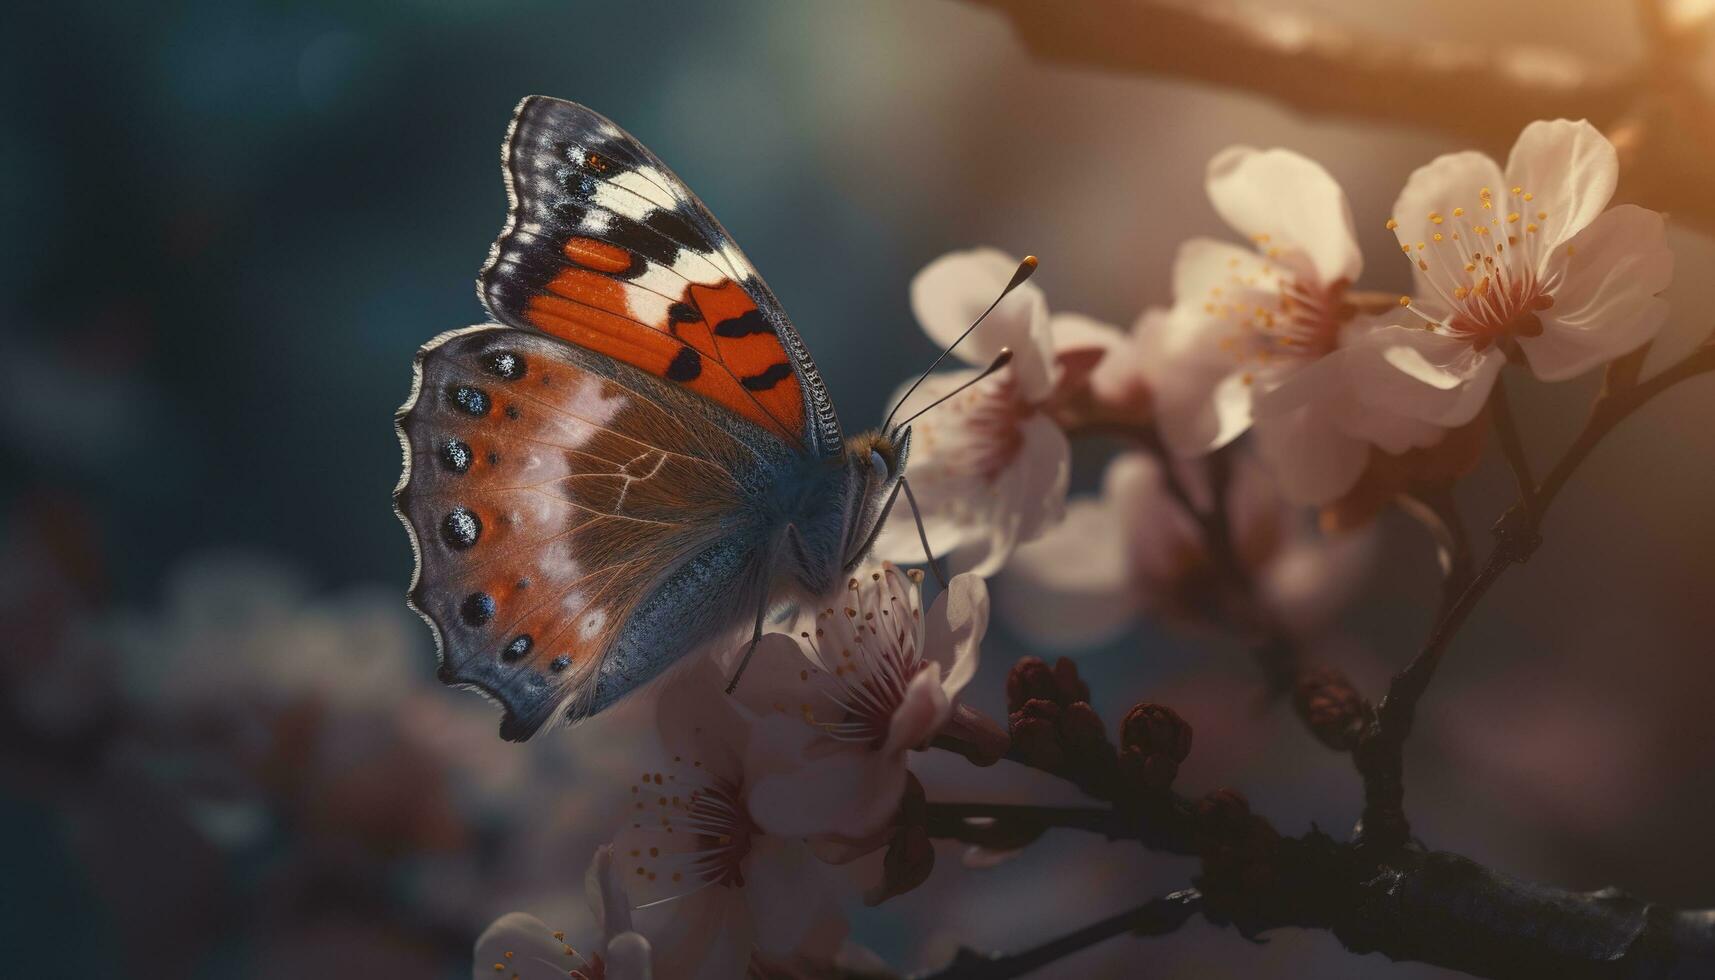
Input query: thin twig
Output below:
<box><xmin>917</xmin><ymin>890</ymin><xmax>1204</xmax><ymax>980</ymax></box>
<box><xmin>1356</xmin><ymin>342</ymin><xmax>1715</xmax><ymax>852</ymax></box>
<box><xmin>1488</xmin><ymin>374</ymin><xmax>1539</xmax><ymax>522</ymax></box>
<box><xmin>1536</xmin><ymin>342</ymin><xmax>1715</xmax><ymax>508</ymax></box>
<box><xmin>1396</xmin><ymin>483</ymin><xmax>1474</xmax><ymax>619</ymax></box>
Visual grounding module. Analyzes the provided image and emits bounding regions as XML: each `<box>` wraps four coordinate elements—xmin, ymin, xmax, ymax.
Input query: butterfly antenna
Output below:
<box><xmin>882</xmin><ymin>254</ymin><xmax>1038</xmax><ymax>434</ymax></box>
<box><xmin>889</xmin><ymin>348</ymin><xmax>1012</xmax><ymax>435</ymax></box>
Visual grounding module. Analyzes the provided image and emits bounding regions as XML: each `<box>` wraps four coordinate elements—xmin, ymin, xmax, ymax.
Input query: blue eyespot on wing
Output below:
<box><xmin>394</xmin><ymin>325</ymin><xmax>754</xmax><ymax>739</ymax></box>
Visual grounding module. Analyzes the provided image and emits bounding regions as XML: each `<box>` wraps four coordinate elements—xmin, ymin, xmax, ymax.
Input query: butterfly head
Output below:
<box><xmin>839</xmin><ymin>426</ymin><xmax>912</xmax><ymax>571</ymax></box>
<box><xmin>849</xmin><ymin>427</ymin><xmax>908</xmax><ymax>485</ymax></box>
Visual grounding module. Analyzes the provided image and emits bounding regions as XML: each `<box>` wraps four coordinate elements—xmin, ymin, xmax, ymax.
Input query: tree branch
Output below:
<box><xmin>917</xmin><ymin>889</ymin><xmax>1204</xmax><ymax>980</ymax></box>
<box><xmin>963</xmin><ymin>0</ymin><xmax>1715</xmax><ymax>230</ymax></box>
<box><xmin>925</xmin><ymin>791</ymin><xmax>1715</xmax><ymax>978</ymax></box>
<box><xmin>1355</xmin><ymin>342</ymin><xmax>1715</xmax><ymax>853</ymax></box>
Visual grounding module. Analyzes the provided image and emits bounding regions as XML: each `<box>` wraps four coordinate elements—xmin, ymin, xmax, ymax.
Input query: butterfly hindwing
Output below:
<box><xmin>394</xmin><ymin>325</ymin><xmax>769</xmax><ymax>739</ymax></box>
<box><xmin>479</xmin><ymin>95</ymin><xmax>843</xmax><ymax>459</ymax></box>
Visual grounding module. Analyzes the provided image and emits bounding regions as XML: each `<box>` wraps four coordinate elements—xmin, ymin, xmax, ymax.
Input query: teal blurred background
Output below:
<box><xmin>6</xmin><ymin>1</ymin><xmax>1715</xmax><ymax>977</ymax></box>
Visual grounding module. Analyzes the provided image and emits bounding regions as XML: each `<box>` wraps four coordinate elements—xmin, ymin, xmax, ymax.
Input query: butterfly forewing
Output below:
<box><xmin>480</xmin><ymin>96</ymin><xmax>843</xmax><ymax>459</ymax></box>
<box><xmin>395</xmin><ymin>326</ymin><xmax>750</xmax><ymax>739</ymax></box>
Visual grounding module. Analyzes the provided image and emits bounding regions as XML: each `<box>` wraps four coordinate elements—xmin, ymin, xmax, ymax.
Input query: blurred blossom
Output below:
<box><xmin>873</xmin><ymin>248</ymin><xmax>1121</xmax><ymax>575</ymax></box>
<box><xmin>610</xmin><ymin>658</ymin><xmax>848</xmax><ymax>979</ymax></box>
<box><xmin>473</xmin><ymin>847</ymin><xmax>652</xmax><ymax>980</ymax></box>
<box><xmin>998</xmin><ymin>452</ymin><xmax>1373</xmax><ymax>650</ymax></box>
<box><xmin>733</xmin><ymin>564</ymin><xmax>990</xmax><ymax>840</ymax></box>
<box><xmin>23</xmin><ymin>552</ymin><xmax>649</xmax><ymax>972</ymax></box>
<box><xmin>1146</xmin><ymin>147</ymin><xmax>1445</xmax><ymax>505</ymax></box>
<box><xmin>1374</xmin><ymin>120</ymin><xmax>1672</xmax><ymax>423</ymax></box>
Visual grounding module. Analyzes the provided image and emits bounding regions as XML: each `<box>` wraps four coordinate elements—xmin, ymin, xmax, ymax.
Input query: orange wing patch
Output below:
<box><xmin>690</xmin><ymin>279</ymin><xmax>803</xmax><ymax>435</ymax></box>
<box><xmin>518</xmin><ymin>235</ymin><xmax>805</xmax><ymax>442</ymax></box>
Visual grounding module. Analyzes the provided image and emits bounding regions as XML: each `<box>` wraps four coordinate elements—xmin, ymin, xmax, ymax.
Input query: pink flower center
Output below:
<box><xmin>801</xmin><ymin>570</ymin><xmax>929</xmax><ymax>747</ymax></box>
<box><xmin>683</xmin><ymin>778</ymin><xmax>754</xmax><ymax>888</ymax></box>
<box><xmin>916</xmin><ymin>371</ymin><xmax>1025</xmax><ymax>484</ymax></box>
<box><xmin>1204</xmin><ymin>261</ymin><xmax>1352</xmax><ymax>382</ymax></box>
<box><xmin>1394</xmin><ymin>185</ymin><xmax>1560</xmax><ymax>350</ymax></box>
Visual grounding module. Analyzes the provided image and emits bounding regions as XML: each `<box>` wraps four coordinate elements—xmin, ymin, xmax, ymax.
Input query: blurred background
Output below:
<box><xmin>5</xmin><ymin>1</ymin><xmax>1715</xmax><ymax>977</ymax></box>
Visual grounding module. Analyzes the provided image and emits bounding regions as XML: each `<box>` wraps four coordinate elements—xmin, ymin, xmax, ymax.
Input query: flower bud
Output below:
<box><xmin>1056</xmin><ymin>700</ymin><xmax>1111</xmax><ymax>762</ymax></box>
<box><xmin>1197</xmin><ymin>788</ymin><xmax>1252</xmax><ymax>837</ymax></box>
<box><xmin>1119</xmin><ymin>703</ymin><xmax>1193</xmax><ymax>791</ymax></box>
<box><xmin>1006</xmin><ymin>656</ymin><xmax>1090</xmax><ymax>713</ymax></box>
<box><xmin>1007</xmin><ymin>698</ymin><xmax>1066</xmax><ymax>770</ymax></box>
<box><xmin>1292</xmin><ymin>666</ymin><xmax>1371</xmax><ymax>750</ymax></box>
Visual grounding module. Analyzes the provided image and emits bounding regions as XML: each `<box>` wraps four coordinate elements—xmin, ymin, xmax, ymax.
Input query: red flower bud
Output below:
<box><xmin>1119</xmin><ymin>703</ymin><xmax>1193</xmax><ymax>792</ymax></box>
<box><xmin>1006</xmin><ymin>656</ymin><xmax>1090</xmax><ymax>713</ymax></box>
<box><xmin>1007</xmin><ymin>698</ymin><xmax>1065</xmax><ymax>770</ymax></box>
<box><xmin>1293</xmin><ymin>666</ymin><xmax>1372</xmax><ymax>751</ymax></box>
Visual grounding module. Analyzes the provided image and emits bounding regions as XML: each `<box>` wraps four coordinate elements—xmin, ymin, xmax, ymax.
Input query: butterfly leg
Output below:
<box><xmin>842</xmin><ymin>478</ymin><xmax>904</xmax><ymax>572</ymax></box>
<box><xmin>898</xmin><ymin>478</ymin><xmax>949</xmax><ymax>589</ymax></box>
<box><xmin>723</xmin><ymin>584</ymin><xmax>771</xmax><ymax>696</ymax></box>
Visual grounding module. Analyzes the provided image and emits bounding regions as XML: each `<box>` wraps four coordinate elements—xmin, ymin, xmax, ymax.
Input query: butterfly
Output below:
<box><xmin>393</xmin><ymin>96</ymin><xmax>942</xmax><ymax>741</ymax></box>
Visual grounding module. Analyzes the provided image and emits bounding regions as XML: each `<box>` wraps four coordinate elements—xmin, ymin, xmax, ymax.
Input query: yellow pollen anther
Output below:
<box><xmin>1525</xmin><ymin>223</ymin><xmax>1538</xmax><ymax>233</ymax></box>
<box><xmin>1398</xmin><ymin>295</ymin><xmax>1411</xmax><ymax>307</ymax></box>
<box><xmin>1433</xmin><ymin>232</ymin><xmax>1444</xmax><ymax>242</ymax></box>
<box><xmin>1429</xmin><ymin>212</ymin><xmax>1443</xmax><ymax>224</ymax></box>
<box><xmin>1537</xmin><ymin>210</ymin><xmax>1547</xmax><ymax>220</ymax></box>
<box><xmin>1511</xmin><ymin>186</ymin><xmax>1522</xmax><ymax>195</ymax></box>
<box><xmin>1415</xmin><ymin>242</ymin><xmax>1425</xmax><ymax>250</ymax></box>
<box><xmin>1385</xmin><ymin>218</ymin><xmax>1398</xmax><ymax>230</ymax></box>
<box><xmin>1400</xmin><ymin>243</ymin><xmax>1411</xmax><ymax>253</ymax></box>
<box><xmin>1418</xmin><ymin>259</ymin><xmax>1429</xmax><ymax>270</ymax></box>
<box><xmin>1464</xmin><ymin>263</ymin><xmax>1476</xmax><ymax>272</ymax></box>
<box><xmin>1453</xmin><ymin>207</ymin><xmax>1465</xmax><ymax>217</ymax></box>
<box><xmin>1523</xmin><ymin>192</ymin><xmax>1534</xmax><ymax>201</ymax></box>
<box><xmin>1480</xmin><ymin>187</ymin><xmax>1492</xmax><ymax>198</ymax></box>
<box><xmin>1454</xmin><ymin>286</ymin><xmax>1468</xmax><ymax>299</ymax></box>
<box><xmin>1506</xmin><ymin>212</ymin><xmax>1520</xmax><ymax>223</ymax></box>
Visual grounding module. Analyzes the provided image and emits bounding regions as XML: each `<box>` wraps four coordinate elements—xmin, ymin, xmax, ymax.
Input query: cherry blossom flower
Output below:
<box><xmin>608</xmin><ymin>657</ymin><xmax>847</xmax><ymax>980</ymax></box>
<box><xmin>473</xmin><ymin>846</ymin><xmax>651</xmax><ymax>980</ymax></box>
<box><xmin>1368</xmin><ymin>120</ymin><xmax>1672</xmax><ymax>424</ymax></box>
<box><xmin>997</xmin><ymin>451</ymin><xmax>1373</xmax><ymax>650</ymax></box>
<box><xmin>731</xmin><ymin>564</ymin><xmax>991</xmax><ymax>840</ymax></box>
<box><xmin>1147</xmin><ymin>148</ymin><xmax>1445</xmax><ymax>504</ymax></box>
<box><xmin>872</xmin><ymin>248</ymin><xmax>1120</xmax><ymax>575</ymax></box>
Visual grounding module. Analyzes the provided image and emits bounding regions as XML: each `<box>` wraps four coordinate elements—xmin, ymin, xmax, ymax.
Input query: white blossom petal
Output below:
<box><xmin>1139</xmin><ymin>304</ymin><xmax>1255</xmax><ymax>455</ymax></box>
<box><xmin>910</xmin><ymin>248</ymin><xmax>1054</xmax><ymax>401</ymax></box>
<box><xmin>1390</xmin><ymin>150</ymin><xmax>1508</xmax><ymax>303</ymax></box>
<box><xmin>923</xmin><ymin>572</ymin><xmax>987</xmax><ymax>696</ymax></box>
<box><xmin>1522</xmin><ymin>204</ymin><xmax>1674</xmax><ymax>380</ymax></box>
<box><xmin>1206</xmin><ymin>145</ymin><xmax>1362</xmax><ymax>286</ymax></box>
<box><xmin>1504</xmin><ymin>119</ymin><xmax>1619</xmax><ymax>249</ymax></box>
<box><xmin>880</xmin><ymin>666</ymin><xmax>949</xmax><ymax>755</ymax></box>
<box><xmin>473</xmin><ymin>913</ymin><xmax>596</xmax><ymax>980</ymax></box>
<box><xmin>1250</xmin><ymin>401</ymin><xmax>1370</xmax><ymax>505</ymax></box>
<box><xmin>744</xmin><ymin>838</ymin><xmax>839</xmax><ymax>957</ymax></box>
<box><xmin>996</xmin><ymin>496</ymin><xmax>1138</xmax><ymax>651</ymax></box>
<box><xmin>1343</xmin><ymin>324</ymin><xmax>1502</xmax><ymax>427</ymax></box>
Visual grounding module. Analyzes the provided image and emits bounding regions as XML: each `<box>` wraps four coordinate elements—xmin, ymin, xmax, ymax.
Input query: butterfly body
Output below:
<box><xmin>395</xmin><ymin>97</ymin><xmax>908</xmax><ymax>739</ymax></box>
